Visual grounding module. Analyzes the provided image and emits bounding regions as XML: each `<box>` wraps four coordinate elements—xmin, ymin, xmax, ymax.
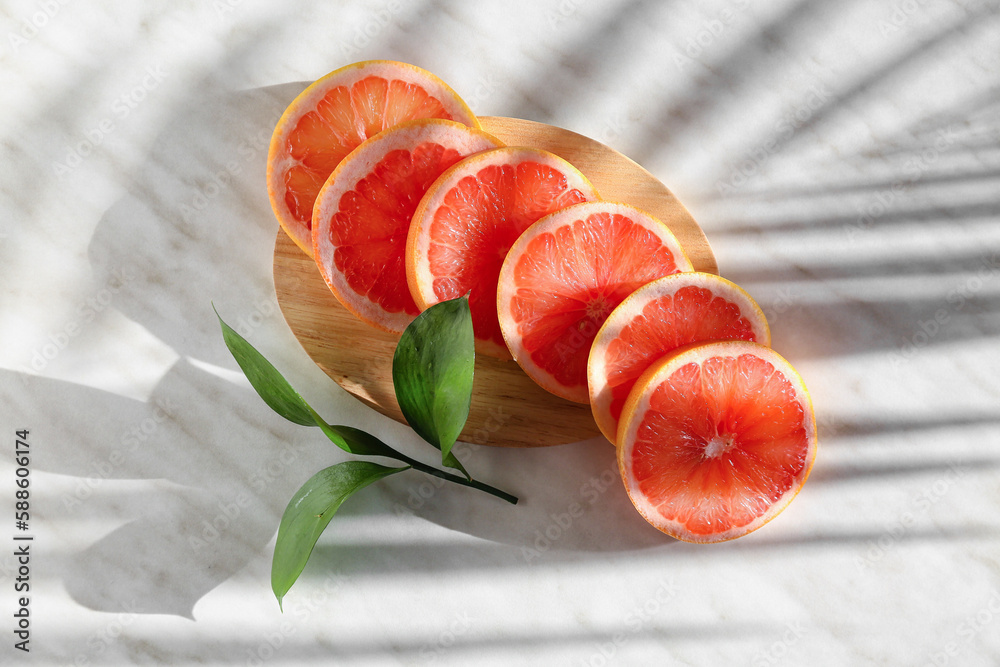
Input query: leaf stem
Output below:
<box><xmin>394</xmin><ymin>453</ymin><xmax>518</xmax><ymax>505</ymax></box>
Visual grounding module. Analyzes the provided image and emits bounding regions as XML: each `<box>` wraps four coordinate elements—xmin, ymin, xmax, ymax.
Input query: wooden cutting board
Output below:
<box><xmin>273</xmin><ymin>116</ymin><xmax>716</xmax><ymax>448</ymax></box>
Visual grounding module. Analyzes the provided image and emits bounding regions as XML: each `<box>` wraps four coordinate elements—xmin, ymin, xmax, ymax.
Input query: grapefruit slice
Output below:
<box><xmin>618</xmin><ymin>341</ymin><xmax>817</xmax><ymax>543</ymax></box>
<box><xmin>588</xmin><ymin>273</ymin><xmax>770</xmax><ymax>444</ymax></box>
<box><xmin>497</xmin><ymin>201</ymin><xmax>693</xmax><ymax>402</ymax></box>
<box><xmin>267</xmin><ymin>60</ymin><xmax>479</xmax><ymax>257</ymax></box>
<box><xmin>312</xmin><ymin>119</ymin><xmax>502</xmax><ymax>332</ymax></box>
<box><xmin>406</xmin><ymin>147</ymin><xmax>599</xmax><ymax>358</ymax></box>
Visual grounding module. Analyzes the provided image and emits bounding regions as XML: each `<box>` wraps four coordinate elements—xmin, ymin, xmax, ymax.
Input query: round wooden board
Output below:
<box><xmin>273</xmin><ymin>116</ymin><xmax>717</xmax><ymax>448</ymax></box>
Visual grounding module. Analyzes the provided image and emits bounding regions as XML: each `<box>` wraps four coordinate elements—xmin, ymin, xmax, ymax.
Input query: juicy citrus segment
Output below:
<box><xmin>618</xmin><ymin>341</ymin><xmax>817</xmax><ymax>543</ymax></box>
<box><xmin>406</xmin><ymin>147</ymin><xmax>599</xmax><ymax>358</ymax></box>
<box><xmin>497</xmin><ymin>202</ymin><xmax>693</xmax><ymax>403</ymax></box>
<box><xmin>312</xmin><ymin>119</ymin><xmax>502</xmax><ymax>332</ymax></box>
<box><xmin>588</xmin><ymin>273</ymin><xmax>770</xmax><ymax>444</ymax></box>
<box><xmin>267</xmin><ymin>60</ymin><xmax>479</xmax><ymax>257</ymax></box>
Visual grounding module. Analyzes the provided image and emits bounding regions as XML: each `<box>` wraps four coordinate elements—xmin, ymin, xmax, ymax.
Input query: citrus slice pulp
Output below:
<box><xmin>588</xmin><ymin>272</ymin><xmax>770</xmax><ymax>444</ymax></box>
<box><xmin>407</xmin><ymin>147</ymin><xmax>599</xmax><ymax>358</ymax></box>
<box><xmin>497</xmin><ymin>201</ymin><xmax>693</xmax><ymax>402</ymax></box>
<box><xmin>312</xmin><ymin>118</ymin><xmax>502</xmax><ymax>332</ymax></box>
<box><xmin>267</xmin><ymin>60</ymin><xmax>479</xmax><ymax>257</ymax></box>
<box><xmin>618</xmin><ymin>341</ymin><xmax>817</xmax><ymax>542</ymax></box>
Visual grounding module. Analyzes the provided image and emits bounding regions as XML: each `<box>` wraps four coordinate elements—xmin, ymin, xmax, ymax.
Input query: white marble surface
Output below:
<box><xmin>2</xmin><ymin>0</ymin><xmax>999</xmax><ymax>664</ymax></box>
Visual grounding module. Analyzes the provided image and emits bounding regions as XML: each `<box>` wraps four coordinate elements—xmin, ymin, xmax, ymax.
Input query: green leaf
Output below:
<box><xmin>313</xmin><ymin>416</ymin><xmax>405</xmax><ymax>461</ymax></box>
<box><xmin>215</xmin><ymin>305</ymin><xmax>314</xmax><ymax>427</ymax></box>
<box><xmin>441</xmin><ymin>449</ymin><xmax>470</xmax><ymax>479</ymax></box>
<box><xmin>392</xmin><ymin>297</ymin><xmax>475</xmax><ymax>477</ymax></box>
<box><xmin>271</xmin><ymin>461</ymin><xmax>407</xmax><ymax>609</ymax></box>
<box><xmin>216</xmin><ymin>306</ymin><xmax>408</xmax><ymax>462</ymax></box>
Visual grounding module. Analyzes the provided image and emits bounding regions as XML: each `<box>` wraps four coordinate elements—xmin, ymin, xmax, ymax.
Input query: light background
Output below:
<box><xmin>1</xmin><ymin>0</ymin><xmax>999</xmax><ymax>664</ymax></box>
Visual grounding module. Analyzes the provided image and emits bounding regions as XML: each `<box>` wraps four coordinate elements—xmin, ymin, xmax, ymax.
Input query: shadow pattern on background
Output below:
<box><xmin>46</xmin><ymin>622</ymin><xmax>777</xmax><ymax>663</ymax></box>
<box><xmin>16</xmin><ymin>0</ymin><xmax>997</xmax><ymax>637</ymax></box>
<box><xmin>751</xmin><ymin>3</ymin><xmax>994</xmax><ymax>162</ymax></box>
<box><xmin>629</xmin><ymin>0</ymin><xmax>827</xmax><ymax>166</ymax></box>
<box><xmin>508</xmin><ymin>0</ymin><xmax>664</xmax><ymax>122</ymax></box>
<box><xmin>824</xmin><ymin>414</ymin><xmax>1000</xmax><ymax>440</ymax></box>
<box><xmin>62</xmin><ymin>80</ymin><xmax>663</xmax><ymax>618</ymax></box>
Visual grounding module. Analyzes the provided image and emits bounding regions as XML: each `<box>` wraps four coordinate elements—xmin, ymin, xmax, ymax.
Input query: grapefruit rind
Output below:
<box><xmin>267</xmin><ymin>60</ymin><xmax>481</xmax><ymax>258</ymax></box>
<box><xmin>616</xmin><ymin>341</ymin><xmax>817</xmax><ymax>543</ymax></box>
<box><xmin>406</xmin><ymin>146</ymin><xmax>599</xmax><ymax>359</ymax></box>
<box><xmin>312</xmin><ymin>118</ymin><xmax>502</xmax><ymax>333</ymax></box>
<box><xmin>588</xmin><ymin>272</ymin><xmax>771</xmax><ymax>444</ymax></box>
<box><xmin>497</xmin><ymin>201</ymin><xmax>694</xmax><ymax>403</ymax></box>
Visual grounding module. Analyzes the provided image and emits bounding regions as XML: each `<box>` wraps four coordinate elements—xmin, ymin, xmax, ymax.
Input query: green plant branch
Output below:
<box><xmin>216</xmin><ymin>298</ymin><xmax>519</xmax><ymax>607</ymax></box>
<box><xmin>393</xmin><ymin>452</ymin><xmax>518</xmax><ymax>504</ymax></box>
<box><xmin>305</xmin><ymin>404</ymin><xmax>516</xmax><ymax>504</ymax></box>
